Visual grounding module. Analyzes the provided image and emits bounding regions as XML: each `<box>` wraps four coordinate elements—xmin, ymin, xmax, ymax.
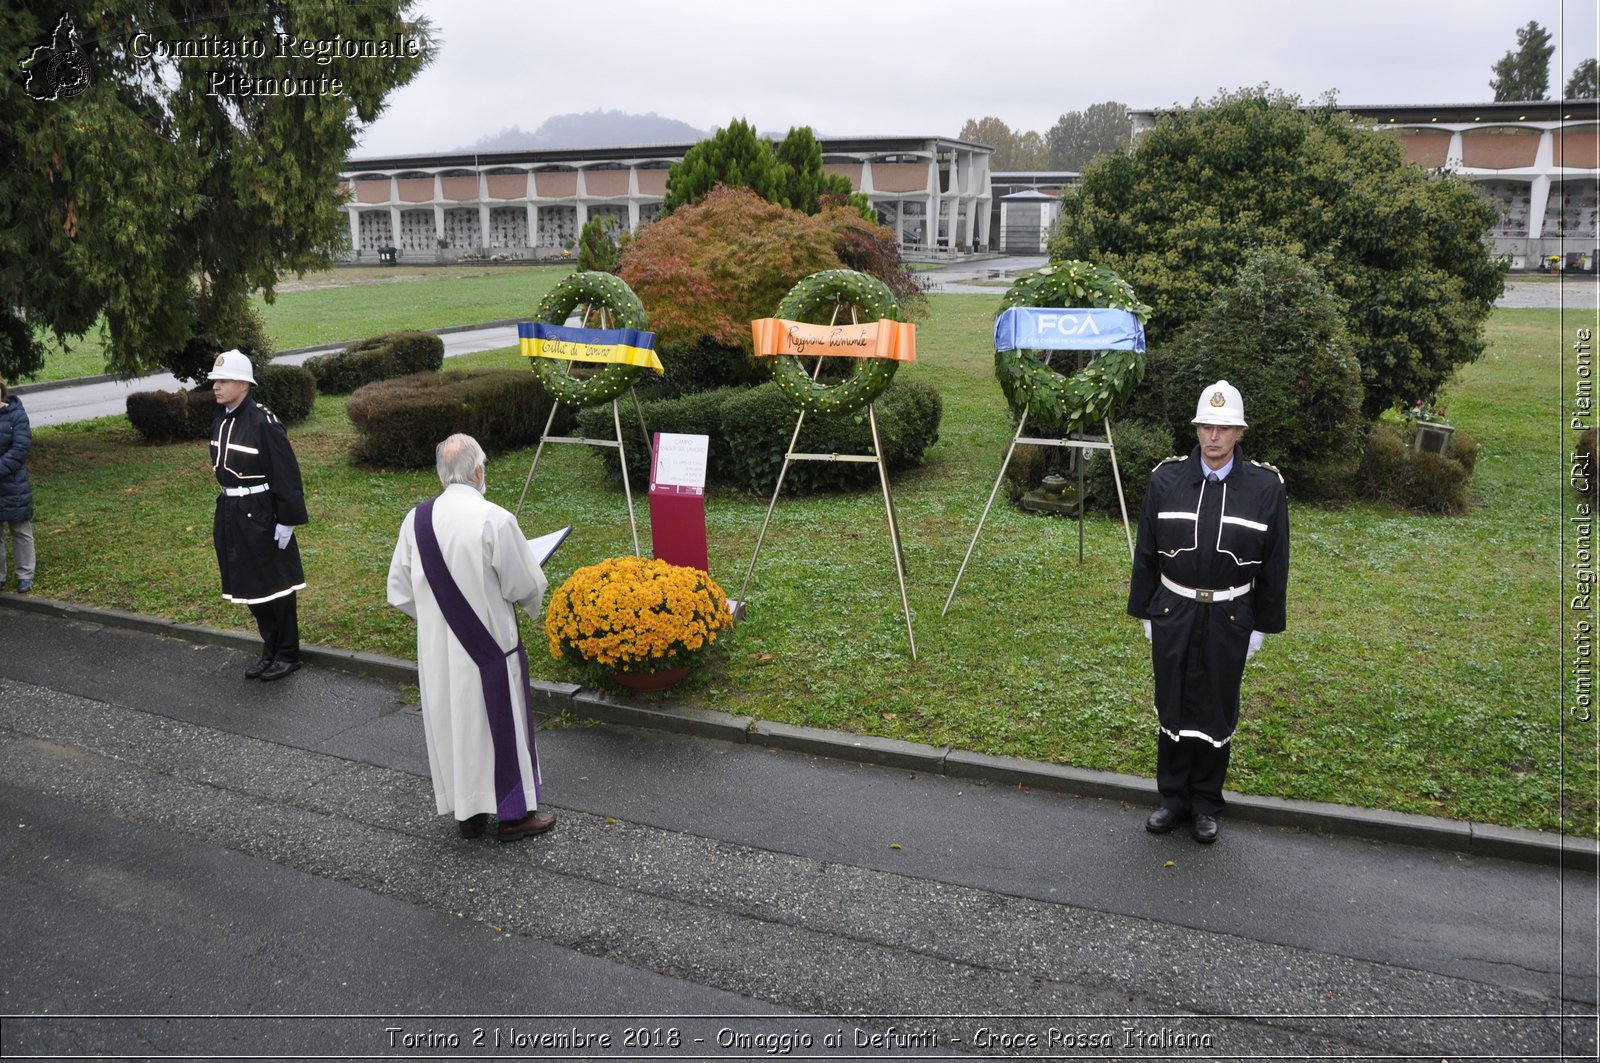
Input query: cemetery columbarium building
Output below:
<box><xmin>337</xmin><ymin>136</ymin><xmax>995</xmax><ymax>262</ymax></box>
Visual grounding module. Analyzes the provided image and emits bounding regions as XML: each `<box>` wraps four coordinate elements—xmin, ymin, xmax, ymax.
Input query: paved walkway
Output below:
<box><xmin>0</xmin><ymin>599</ymin><xmax>1594</xmax><ymax>1059</ymax></box>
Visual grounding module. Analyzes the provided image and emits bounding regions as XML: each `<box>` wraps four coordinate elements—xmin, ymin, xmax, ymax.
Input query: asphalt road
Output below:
<box><xmin>1</xmin><ymin>605</ymin><xmax>1594</xmax><ymax>1061</ymax></box>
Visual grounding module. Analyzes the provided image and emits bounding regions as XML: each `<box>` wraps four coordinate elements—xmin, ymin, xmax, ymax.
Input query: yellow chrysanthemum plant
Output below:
<box><xmin>546</xmin><ymin>557</ymin><xmax>732</xmax><ymax>679</ymax></box>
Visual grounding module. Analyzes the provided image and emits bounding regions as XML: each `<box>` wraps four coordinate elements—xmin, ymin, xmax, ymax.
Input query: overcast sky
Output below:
<box><xmin>354</xmin><ymin>0</ymin><xmax>1600</xmax><ymax>158</ymax></box>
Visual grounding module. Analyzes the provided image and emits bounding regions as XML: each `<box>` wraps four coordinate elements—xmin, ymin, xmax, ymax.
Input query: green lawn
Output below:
<box><xmin>24</xmin><ymin>264</ymin><xmax>572</xmax><ymax>383</ymax></box>
<box><xmin>17</xmin><ymin>277</ymin><xmax>1595</xmax><ymax>837</ymax></box>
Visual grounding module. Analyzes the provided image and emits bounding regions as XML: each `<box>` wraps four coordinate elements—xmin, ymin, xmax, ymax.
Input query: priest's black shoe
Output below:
<box><xmin>1190</xmin><ymin>813</ymin><xmax>1220</xmax><ymax>844</ymax></box>
<box><xmin>1145</xmin><ymin>807</ymin><xmax>1184</xmax><ymax>834</ymax></box>
<box><xmin>244</xmin><ymin>657</ymin><xmax>273</xmax><ymax>679</ymax></box>
<box><xmin>259</xmin><ymin>659</ymin><xmax>301</xmax><ymax>682</ymax></box>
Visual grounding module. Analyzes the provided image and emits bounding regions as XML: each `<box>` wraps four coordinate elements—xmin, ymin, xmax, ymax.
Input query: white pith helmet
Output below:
<box><xmin>1192</xmin><ymin>379</ymin><xmax>1247</xmax><ymax>427</ymax></box>
<box><xmin>207</xmin><ymin>348</ymin><xmax>256</xmax><ymax>384</ymax></box>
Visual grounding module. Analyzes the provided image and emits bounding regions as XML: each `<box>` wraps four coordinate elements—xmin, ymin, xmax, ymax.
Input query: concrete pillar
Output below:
<box><xmin>479</xmin><ymin>204</ymin><xmax>491</xmax><ymax>249</ymax></box>
<box><xmin>526</xmin><ymin>202</ymin><xmax>538</xmax><ymax>251</ymax></box>
<box><xmin>433</xmin><ymin>204</ymin><xmax>445</xmax><ymax>248</ymax></box>
<box><xmin>1529</xmin><ymin>175</ymin><xmax>1552</xmax><ymax>238</ymax></box>
<box><xmin>347</xmin><ymin>210</ymin><xmax>360</xmax><ymax>255</ymax></box>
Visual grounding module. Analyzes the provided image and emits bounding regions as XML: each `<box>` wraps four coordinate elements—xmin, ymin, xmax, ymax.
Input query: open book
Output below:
<box><xmin>527</xmin><ymin>526</ymin><xmax>571</xmax><ymax>567</ymax></box>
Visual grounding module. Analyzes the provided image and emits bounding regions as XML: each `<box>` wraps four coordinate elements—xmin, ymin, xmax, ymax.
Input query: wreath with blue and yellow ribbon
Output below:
<box><xmin>528</xmin><ymin>271</ymin><xmax>651</xmax><ymax>408</ymax></box>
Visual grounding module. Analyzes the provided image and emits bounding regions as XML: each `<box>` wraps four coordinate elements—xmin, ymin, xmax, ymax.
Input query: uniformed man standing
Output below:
<box><xmin>1128</xmin><ymin>380</ymin><xmax>1288</xmax><ymax>843</ymax></box>
<box><xmin>208</xmin><ymin>349</ymin><xmax>309</xmax><ymax>681</ymax></box>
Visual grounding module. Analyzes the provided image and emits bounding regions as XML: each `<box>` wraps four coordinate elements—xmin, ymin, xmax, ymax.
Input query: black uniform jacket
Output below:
<box><xmin>1127</xmin><ymin>446</ymin><xmax>1289</xmax><ymax>745</ymax></box>
<box><xmin>210</xmin><ymin>395</ymin><xmax>308</xmax><ymax>604</ymax></box>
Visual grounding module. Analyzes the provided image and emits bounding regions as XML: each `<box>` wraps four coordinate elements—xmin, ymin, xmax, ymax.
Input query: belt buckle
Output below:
<box><xmin>1195</xmin><ymin>588</ymin><xmax>1214</xmax><ymax>603</ymax></box>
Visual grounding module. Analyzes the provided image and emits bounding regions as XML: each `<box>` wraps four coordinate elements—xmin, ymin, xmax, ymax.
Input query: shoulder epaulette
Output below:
<box><xmin>1250</xmin><ymin>459</ymin><xmax>1284</xmax><ymax>483</ymax></box>
<box><xmin>1150</xmin><ymin>455</ymin><xmax>1184</xmax><ymax>473</ymax></box>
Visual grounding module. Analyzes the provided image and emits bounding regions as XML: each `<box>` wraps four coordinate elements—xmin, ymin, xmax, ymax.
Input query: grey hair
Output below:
<box><xmin>435</xmin><ymin>433</ymin><xmax>486</xmax><ymax>487</ymax></box>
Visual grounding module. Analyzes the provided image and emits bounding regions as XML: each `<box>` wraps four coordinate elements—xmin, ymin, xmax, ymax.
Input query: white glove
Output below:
<box><xmin>1142</xmin><ymin>619</ymin><xmax>1152</xmax><ymax>641</ymax></box>
<box><xmin>1247</xmin><ymin>630</ymin><xmax>1265</xmax><ymax>660</ymax></box>
<box><xmin>274</xmin><ymin>524</ymin><xmax>294</xmax><ymax>550</ymax></box>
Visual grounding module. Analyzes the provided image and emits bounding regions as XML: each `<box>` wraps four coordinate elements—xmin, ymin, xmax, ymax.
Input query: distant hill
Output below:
<box><xmin>463</xmin><ymin>110</ymin><xmax>708</xmax><ymax>152</ymax></box>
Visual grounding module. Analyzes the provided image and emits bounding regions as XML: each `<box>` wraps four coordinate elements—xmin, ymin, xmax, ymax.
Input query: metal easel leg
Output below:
<box><xmin>612</xmin><ymin>398</ymin><xmax>641</xmax><ymax>556</ymax></box>
<box><xmin>1104</xmin><ymin>417</ymin><xmax>1134</xmax><ymax>561</ymax></box>
<box><xmin>629</xmin><ymin>386</ymin><xmax>652</xmax><ymax>457</ymax></box>
<box><xmin>515</xmin><ymin>401</ymin><xmax>563</xmax><ymax>518</ymax></box>
<box><xmin>869</xmin><ymin>404</ymin><xmax>917</xmax><ymax>659</ymax></box>
<box><xmin>942</xmin><ymin>413</ymin><xmax>1028</xmax><ymax>616</ymax></box>
<box><xmin>738</xmin><ymin>409</ymin><xmax>807</xmax><ymax>604</ymax></box>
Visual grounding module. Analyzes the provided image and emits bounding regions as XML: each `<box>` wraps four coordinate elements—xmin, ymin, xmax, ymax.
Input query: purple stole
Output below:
<box><xmin>414</xmin><ymin>498</ymin><xmax>541</xmax><ymax>819</ymax></box>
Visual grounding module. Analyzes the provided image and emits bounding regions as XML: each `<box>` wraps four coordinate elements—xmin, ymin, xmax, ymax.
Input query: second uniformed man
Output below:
<box><xmin>1128</xmin><ymin>380</ymin><xmax>1289</xmax><ymax>843</ymax></box>
<box><xmin>208</xmin><ymin>349</ymin><xmax>310</xmax><ymax>681</ymax></box>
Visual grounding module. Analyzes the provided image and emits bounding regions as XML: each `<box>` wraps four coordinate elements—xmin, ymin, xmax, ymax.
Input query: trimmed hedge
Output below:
<box><xmin>575</xmin><ymin>378</ymin><xmax>943</xmax><ymax>494</ymax></box>
<box><xmin>126</xmin><ymin>387</ymin><xmax>216</xmax><ymax>442</ymax></box>
<box><xmin>126</xmin><ymin>368</ymin><xmax>314</xmax><ymax>442</ymax></box>
<box><xmin>346</xmin><ymin>369</ymin><xmax>572</xmax><ymax>469</ymax></box>
<box><xmin>254</xmin><ymin>365</ymin><xmax>317</xmax><ymax>425</ymax></box>
<box><xmin>305</xmin><ymin>331</ymin><xmax>445</xmax><ymax>394</ymax></box>
<box><xmin>1355</xmin><ymin>424</ymin><xmax>1473</xmax><ymax>514</ymax></box>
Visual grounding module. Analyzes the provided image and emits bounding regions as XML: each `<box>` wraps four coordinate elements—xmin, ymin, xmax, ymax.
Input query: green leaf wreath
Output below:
<box><xmin>994</xmin><ymin>260</ymin><xmax>1151</xmax><ymax>435</ymax></box>
<box><xmin>530</xmin><ymin>271</ymin><xmax>651</xmax><ymax>408</ymax></box>
<box><xmin>768</xmin><ymin>269</ymin><xmax>902</xmax><ymax>417</ymax></box>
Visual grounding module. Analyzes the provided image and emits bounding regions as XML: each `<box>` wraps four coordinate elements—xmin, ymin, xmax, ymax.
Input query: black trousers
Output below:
<box><xmin>247</xmin><ymin>592</ymin><xmax>299</xmax><ymax>662</ymax></box>
<box><xmin>1156</xmin><ymin>731</ymin><xmax>1232</xmax><ymax>816</ymax></box>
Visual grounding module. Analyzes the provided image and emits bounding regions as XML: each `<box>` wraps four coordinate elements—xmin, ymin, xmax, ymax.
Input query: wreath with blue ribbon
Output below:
<box><xmin>768</xmin><ymin>270</ymin><xmax>903</xmax><ymax>417</ymax></box>
<box><xmin>994</xmin><ymin>261</ymin><xmax>1151</xmax><ymax>435</ymax></box>
<box><xmin>530</xmin><ymin>271</ymin><xmax>650</xmax><ymax>408</ymax></box>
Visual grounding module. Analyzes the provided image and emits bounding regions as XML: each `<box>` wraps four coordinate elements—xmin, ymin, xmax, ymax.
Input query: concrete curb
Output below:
<box><xmin>3</xmin><ymin>592</ymin><xmax>1594</xmax><ymax>872</ymax></box>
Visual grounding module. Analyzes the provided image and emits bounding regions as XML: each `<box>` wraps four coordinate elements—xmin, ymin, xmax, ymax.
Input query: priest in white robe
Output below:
<box><xmin>387</xmin><ymin>433</ymin><xmax>555</xmax><ymax>842</ymax></box>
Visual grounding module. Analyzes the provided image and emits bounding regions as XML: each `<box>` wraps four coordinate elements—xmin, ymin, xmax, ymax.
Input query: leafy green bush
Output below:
<box><xmin>346</xmin><ymin>369</ymin><xmax>571</xmax><ymax>469</ymax></box>
<box><xmin>1051</xmin><ymin>88</ymin><xmax>1504</xmax><ymax>418</ymax></box>
<box><xmin>1002</xmin><ymin>441</ymin><xmax>1053</xmax><ymax>503</ymax></box>
<box><xmin>253</xmin><ymin>364</ymin><xmax>317</xmax><ymax>425</ymax></box>
<box><xmin>1355</xmin><ymin>423</ymin><xmax>1471</xmax><ymax>513</ymax></box>
<box><xmin>653</xmin><ymin>337</ymin><xmax>766</xmax><ymax>394</ymax></box>
<box><xmin>574</xmin><ymin>378</ymin><xmax>942</xmax><ymax>494</ymax></box>
<box><xmin>305</xmin><ymin>331</ymin><xmax>445</xmax><ymax>394</ymax></box>
<box><xmin>1150</xmin><ymin>249</ymin><xmax>1366</xmax><ymax>500</ymax></box>
<box><xmin>1447</xmin><ymin>429</ymin><xmax>1479</xmax><ymax>477</ymax></box>
<box><xmin>720</xmin><ymin>378</ymin><xmax>942</xmax><ymax>494</ymax></box>
<box><xmin>126</xmin><ymin>387</ymin><xmax>213</xmax><ymax>442</ymax></box>
<box><xmin>576</xmin><ymin>387</ymin><xmax>744</xmax><ymax>486</ymax></box>
<box><xmin>1088</xmin><ymin>417</ymin><xmax>1180</xmax><ymax>515</ymax></box>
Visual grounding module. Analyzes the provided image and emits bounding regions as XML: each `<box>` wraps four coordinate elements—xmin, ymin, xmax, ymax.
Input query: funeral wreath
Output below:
<box><xmin>529</xmin><ymin>271</ymin><xmax>651</xmax><ymax>408</ymax></box>
<box><xmin>994</xmin><ymin>260</ymin><xmax>1151</xmax><ymax>435</ymax></box>
<box><xmin>768</xmin><ymin>269</ymin><xmax>904</xmax><ymax>417</ymax></box>
<box><xmin>545</xmin><ymin>556</ymin><xmax>732</xmax><ymax>677</ymax></box>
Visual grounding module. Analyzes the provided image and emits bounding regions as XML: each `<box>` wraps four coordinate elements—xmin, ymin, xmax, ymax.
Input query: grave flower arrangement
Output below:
<box><xmin>545</xmin><ymin>556</ymin><xmax>731</xmax><ymax>679</ymax></box>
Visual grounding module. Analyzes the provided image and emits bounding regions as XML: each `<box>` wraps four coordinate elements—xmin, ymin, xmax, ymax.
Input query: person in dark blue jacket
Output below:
<box><xmin>0</xmin><ymin>378</ymin><xmax>34</xmax><ymax>593</ymax></box>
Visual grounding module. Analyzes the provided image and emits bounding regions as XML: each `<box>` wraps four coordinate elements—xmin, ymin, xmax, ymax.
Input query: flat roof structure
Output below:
<box><xmin>337</xmin><ymin>135</ymin><xmax>997</xmax><ymax>262</ymax></box>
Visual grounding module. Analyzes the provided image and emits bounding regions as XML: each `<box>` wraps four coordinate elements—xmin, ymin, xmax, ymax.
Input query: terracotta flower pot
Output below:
<box><xmin>610</xmin><ymin>665</ymin><xmax>690</xmax><ymax>693</ymax></box>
